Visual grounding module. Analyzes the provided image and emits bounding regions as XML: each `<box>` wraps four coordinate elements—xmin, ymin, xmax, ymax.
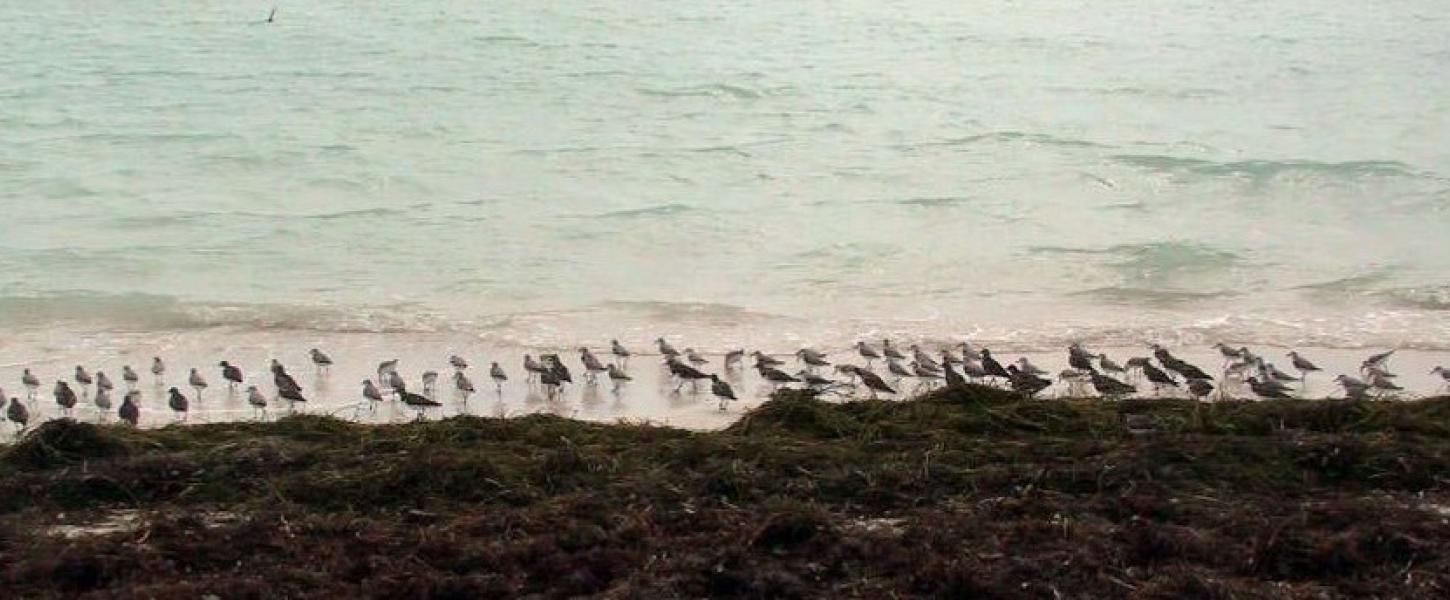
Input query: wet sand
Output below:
<box><xmin>1</xmin><ymin>327</ymin><xmax>1447</xmax><ymax>433</ymax></box>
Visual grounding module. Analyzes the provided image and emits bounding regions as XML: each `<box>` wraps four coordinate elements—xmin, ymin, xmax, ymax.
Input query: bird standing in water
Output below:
<box><xmin>611</xmin><ymin>339</ymin><xmax>632</xmax><ymax>367</ymax></box>
<box><xmin>247</xmin><ymin>385</ymin><xmax>268</xmax><ymax>419</ymax></box>
<box><xmin>75</xmin><ymin>366</ymin><xmax>93</xmax><ymax>396</ymax></box>
<box><xmin>151</xmin><ymin>357</ymin><xmax>166</xmax><ymax>385</ymax></box>
<box><xmin>490</xmin><ymin>362</ymin><xmax>508</xmax><ymax>391</ymax></box>
<box><xmin>189</xmin><ymin>368</ymin><xmax>209</xmax><ymax>401</ymax></box>
<box><xmin>710</xmin><ymin>374</ymin><xmax>736</xmax><ymax>411</ymax></box>
<box><xmin>1287</xmin><ymin>351</ymin><xmax>1321</xmax><ymax>382</ymax></box>
<box><xmin>167</xmin><ymin>387</ymin><xmax>189</xmax><ymax>421</ymax></box>
<box><xmin>220</xmin><ymin>361</ymin><xmax>244</xmax><ymax>390</ymax></box>
<box><xmin>607</xmin><ymin>363</ymin><xmax>631</xmax><ymax>392</ymax></box>
<box><xmin>22</xmin><ymin>368</ymin><xmax>41</xmax><ymax>399</ymax></box>
<box><xmin>310</xmin><ymin>348</ymin><xmax>333</xmax><ymax>373</ymax></box>
<box><xmin>55</xmin><ymin>381</ymin><xmax>78</xmax><ymax>416</ymax></box>
<box><xmin>122</xmin><ymin>365</ymin><xmax>139</xmax><ymax>390</ymax></box>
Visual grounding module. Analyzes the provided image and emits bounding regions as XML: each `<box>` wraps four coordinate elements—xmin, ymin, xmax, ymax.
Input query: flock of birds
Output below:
<box><xmin>4</xmin><ymin>338</ymin><xmax>1448</xmax><ymax>434</ymax></box>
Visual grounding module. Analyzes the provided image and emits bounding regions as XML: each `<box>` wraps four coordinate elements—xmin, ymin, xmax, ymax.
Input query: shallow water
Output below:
<box><xmin>1</xmin><ymin>2</ymin><xmax>1448</xmax><ymax>426</ymax></box>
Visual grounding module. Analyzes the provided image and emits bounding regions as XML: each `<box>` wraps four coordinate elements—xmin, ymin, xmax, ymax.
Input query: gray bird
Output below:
<box><xmin>724</xmin><ymin>349</ymin><xmax>745</xmax><ymax>368</ymax></box>
<box><xmin>942</xmin><ymin>363</ymin><xmax>968</xmax><ymax>389</ymax></box>
<box><xmin>1335</xmin><ymin>374</ymin><xmax>1371</xmax><ymax>399</ymax></box>
<box><xmin>386</xmin><ymin>370</ymin><xmax>406</xmax><ymax>394</ymax></box>
<box><xmin>74</xmin><ymin>366</ymin><xmax>93</xmax><ymax>393</ymax></box>
<box><xmin>1016</xmin><ymin>357</ymin><xmax>1048</xmax><ymax>377</ymax></box>
<box><xmin>665</xmin><ymin>357</ymin><xmax>710</xmax><ymax>392</ymax></box>
<box><xmin>1361</xmin><ymin>350</ymin><xmax>1395</xmax><ymax>373</ymax></box>
<box><xmin>1246</xmin><ymin>377</ymin><xmax>1292</xmax><ymax>400</ymax></box>
<box><xmin>151</xmin><ymin>357</ymin><xmax>166</xmax><ymax>384</ymax></box>
<box><xmin>796</xmin><ymin>348</ymin><xmax>830</xmax><ymax>368</ymax></box>
<box><xmin>94</xmin><ymin>387</ymin><xmax>112</xmax><ymax>414</ymax></box>
<box><xmin>1369</xmin><ymin>371</ymin><xmax>1402</xmax><ymax>392</ymax></box>
<box><xmin>1097</xmin><ymin>354</ymin><xmax>1124</xmax><ymax>374</ymax></box>
<box><xmin>398</xmin><ymin>388</ymin><xmax>441</xmax><ymax>420</ymax></box>
<box><xmin>1186</xmin><ymin>378</ymin><xmax>1214</xmax><ymax>400</ymax></box>
<box><xmin>454</xmin><ymin>370</ymin><xmax>475</xmax><ymax>396</ymax></box>
<box><xmin>656</xmin><ymin>337</ymin><xmax>680</xmax><ymax>358</ymax></box>
<box><xmin>362</xmin><ymin>379</ymin><xmax>384</xmax><ymax>405</ymax></box>
<box><xmin>611</xmin><ymin>339</ymin><xmax>632</xmax><ymax>366</ymax></box>
<box><xmin>751</xmin><ymin>351</ymin><xmax>784</xmax><ymax>368</ymax></box>
<box><xmin>421</xmin><ymin>370</ymin><xmax>439</xmax><ymax>394</ymax></box>
<box><xmin>857</xmin><ymin>341</ymin><xmax>881</xmax><ymax>366</ymax></box>
<box><xmin>910</xmin><ymin>345</ymin><xmax>940</xmax><ymax>371</ymax></box>
<box><xmin>449</xmin><ymin>354</ymin><xmax>469</xmax><ymax>370</ymax></box>
<box><xmin>377</xmin><ymin>358</ymin><xmax>399</xmax><ymax>379</ymax></box>
<box><xmin>188</xmin><ymin>368</ymin><xmax>208</xmax><ymax>400</ymax></box>
<box><xmin>685</xmin><ymin>348</ymin><xmax>709</xmax><ymax>365</ymax></box>
<box><xmin>851</xmin><ymin>366</ymin><xmax>896</xmax><ymax>398</ymax></box>
<box><xmin>523</xmin><ymin>354</ymin><xmax>547</xmax><ymax>382</ymax></box>
<box><xmin>580</xmin><ymin>348</ymin><xmax>608</xmax><ymax>382</ymax></box>
<box><xmin>1431</xmin><ymin>366</ymin><xmax>1450</xmax><ymax>391</ymax></box>
<box><xmin>1090</xmin><ymin>372</ymin><xmax>1136</xmax><ymax>398</ymax></box>
<box><xmin>22</xmin><ymin>368</ymin><xmax>41</xmax><ymax>398</ymax></box>
<box><xmin>490</xmin><ymin>362</ymin><xmax>508</xmax><ymax>390</ymax></box>
<box><xmin>310</xmin><ymin>348</ymin><xmax>333</xmax><ymax>372</ymax></box>
<box><xmin>219</xmin><ymin>361</ymin><xmax>243</xmax><ymax>389</ymax></box>
<box><xmin>606</xmin><ymin>363</ymin><xmax>631</xmax><ymax>391</ymax></box>
<box><xmin>1287</xmin><ymin>351</ymin><xmax>1321</xmax><ymax>380</ymax></box>
<box><xmin>886</xmin><ymin>358</ymin><xmax>913</xmax><ymax>379</ymax></box>
<box><xmin>794</xmin><ymin>370</ymin><xmax>835</xmax><ymax>387</ymax></box>
<box><xmin>247</xmin><ymin>385</ymin><xmax>268</xmax><ymax>419</ymax></box>
<box><xmin>757</xmin><ymin>364</ymin><xmax>800</xmax><ymax>385</ymax></box>
<box><xmin>882</xmin><ymin>340</ymin><xmax>906</xmax><ymax>361</ymax></box>
<box><xmin>96</xmin><ymin>371</ymin><xmax>114</xmax><ymax>392</ymax></box>
<box><xmin>122</xmin><ymin>363</ymin><xmax>139</xmax><ymax>391</ymax></box>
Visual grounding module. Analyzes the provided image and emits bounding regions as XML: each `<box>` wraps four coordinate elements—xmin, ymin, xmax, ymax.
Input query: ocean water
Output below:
<box><xmin>2</xmin><ymin>0</ymin><xmax>1449</xmax><ymax>353</ymax></box>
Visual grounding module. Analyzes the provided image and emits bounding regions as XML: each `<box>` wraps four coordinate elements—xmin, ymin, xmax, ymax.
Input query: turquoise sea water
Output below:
<box><xmin>2</xmin><ymin>1</ymin><xmax>1448</xmax><ymax>350</ymax></box>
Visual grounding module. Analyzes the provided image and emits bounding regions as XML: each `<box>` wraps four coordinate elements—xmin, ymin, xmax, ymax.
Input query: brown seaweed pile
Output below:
<box><xmin>2</xmin><ymin>386</ymin><xmax>1449</xmax><ymax>598</ymax></box>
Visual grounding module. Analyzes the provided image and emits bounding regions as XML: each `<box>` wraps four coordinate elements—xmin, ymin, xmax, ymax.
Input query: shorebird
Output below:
<box><xmin>539</xmin><ymin>365</ymin><xmax>562</xmax><ymax>398</ymax></box>
<box><xmin>751</xmin><ymin>351</ymin><xmax>784</xmax><ymax>368</ymax></box>
<box><xmin>22</xmin><ymin>368</ymin><xmax>41</xmax><ymax>399</ymax></box>
<box><xmin>852</xmin><ymin>366</ymin><xmax>896</xmax><ymax>398</ymax></box>
<box><xmin>275</xmin><ymin>365</ymin><xmax>304</xmax><ymax>398</ymax></box>
<box><xmin>886</xmin><ymin>358</ymin><xmax>913</xmax><ymax>380</ymax></box>
<box><xmin>523</xmin><ymin>355</ymin><xmax>547</xmax><ymax>382</ymax></box>
<box><xmin>167</xmin><ymin>387</ymin><xmax>189</xmax><ymax>421</ymax></box>
<box><xmin>724</xmin><ymin>349</ymin><xmax>745</xmax><ymax>369</ymax></box>
<box><xmin>1369</xmin><ymin>371</ymin><xmax>1402</xmax><ymax>392</ymax></box>
<box><xmin>757</xmin><ymin>363</ymin><xmax>800</xmax><ymax>386</ymax></box>
<box><xmin>121</xmin><ymin>365</ymin><xmax>139</xmax><ymax>390</ymax></box>
<box><xmin>796</xmin><ymin>348</ymin><xmax>830</xmax><ymax>369</ymax></box>
<box><xmin>385</xmin><ymin>370</ymin><xmax>406</xmax><ymax>395</ymax></box>
<box><xmin>1005</xmin><ymin>365</ymin><xmax>1051</xmax><ymax>397</ymax></box>
<box><xmin>1067</xmin><ymin>344</ymin><xmax>1097</xmax><ymax>373</ymax></box>
<box><xmin>710</xmin><ymin>374</ymin><xmax>736</xmax><ymax>411</ymax></box>
<box><xmin>1141</xmin><ymin>363</ymin><xmax>1179</xmax><ymax>394</ymax></box>
<box><xmin>611</xmin><ymin>339</ymin><xmax>632</xmax><ymax>367</ymax></box>
<box><xmin>278</xmin><ymin>380</ymin><xmax>308</xmax><ymax>408</ymax></box>
<box><xmin>376</xmin><ymin>359</ymin><xmax>399</xmax><ymax>382</ymax></box>
<box><xmin>1335</xmin><ymin>375</ymin><xmax>1371</xmax><ymax>399</ymax></box>
<box><xmin>449</xmin><ymin>354</ymin><xmax>469</xmax><ymax>370</ymax></box>
<box><xmin>656</xmin><ymin>338</ymin><xmax>680</xmax><ymax>358</ymax></box>
<box><xmin>978</xmin><ymin>349</ymin><xmax>1010</xmax><ymax>383</ymax></box>
<box><xmin>454</xmin><ymin>371</ymin><xmax>475</xmax><ymax>398</ymax></box>
<box><xmin>544</xmin><ymin>354</ymin><xmax>573</xmax><ymax>385</ymax></box>
<box><xmin>96</xmin><ymin>371</ymin><xmax>114</xmax><ymax>393</ymax></box>
<box><xmin>794</xmin><ymin>369</ymin><xmax>835</xmax><ymax>387</ymax></box>
<box><xmin>856</xmin><ymin>341</ymin><xmax>881</xmax><ymax>367</ymax></box>
<box><xmin>8</xmin><ymin>397</ymin><xmax>31</xmax><ymax>432</ymax></box>
<box><xmin>580</xmin><ymin>348</ymin><xmax>608</xmax><ymax>382</ymax></box>
<box><xmin>1246</xmin><ymin>377</ymin><xmax>1291</xmax><ymax>400</ymax></box>
<box><xmin>666</xmin><ymin>357</ymin><xmax>710</xmax><ymax>392</ymax></box>
<box><xmin>1361</xmin><ymin>350</ymin><xmax>1395</xmax><ymax>374</ymax></box>
<box><xmin>55</xmin><ymin>381</ymin><xmax>78</xmax><ymax>416</ymax></box>
<box><xmin>93</xmin><ymin>387</ymin><xmax>113</xmax><ymax>420</ymax></box>
<box><xmin>1258</xmin><ymin>360</ymin><xmax>1299</xmax><ymax>384</ymax></box>
<box><xmin>490</xmin><ymin>362</ymin><xmax>508</xmax><ymax>391</ymax></box>
<box><xmin>219</xmin><ymin>361</ymin><xmax>243</xmax><ymax>390</ymax></box>
<box><xmin>1287</xmin><ymin>351</ymin><xmax>1321</xmax><ymax>381</ymax></box>
<box><xmin>151</xmin><ymin>357</ymin><xmax>166</xmax><ymax>384</ymax></box>
<box><xmin>310</xmin><ymin>349</ymin><xmax>333</xmax><ymax>373</ymax></box>
<box><xmin>959</xmin><ymin>359</ymin><xmax>989</xmax><ymax>381</ymax></box>
<box><xmin>1097</xmin><ymin>354</ymin><xmax>1124</xmax><ymax>375</ymax></box>
<box><xmin>1016</xmin><ymin>357</ymin><xmax>1048</xmax><ymax>377</ymax></box>
<box><xmin>910</xmin><ymin>361</ymin><xmax>943</xmax><ymax>391</ymax></box>
<box><xmin>188</xmin><ymin>368</ymin><xmax>209</xmax><ymax>400</ymax></box>
<box><xmin>1090</xmin><ymin>372</ymin><xmax>1135</xmax><ymax>398</ymax></box>
<box><xmin>957</xmin><ymin>341</ymin><xmax>980</xmax><ymax>361</ymax></box>
<box><xmin>909</xmin><ymin>345</ymin><xmax>940</xmax><ymax>371</ymax></box>
<box><xmin>398</xmin><ymin>388</ymin><xmax>441</xmax><ymax>420</ymax></box>
<box><xmin>941</xmin><ymin>347</ymin><xmax>964</xmax><ymax>365</ymax></box>
<box><xmin>1431</xmin><ymin>366</ymin><xmax>1450</xmax><ymax>391</ymax></box>
<box><xmin>270</xmin><ymin>358</ymin><xmax>286</xmax><ymax>375</ymax></box>
<box><xmin>607</xmin><ymin>363</ymin><xmax>631</xmax><ymax>391</ymax></box>
<box><xmin>685</xmin><ymin>348</ymin><xmax>709</xmax><ymax>366</ymax></box>
<box><xmin>1186</xmin><ymin>378</ymin><xmax>1214</xmax><ymax>400</ymax></box>
<box><xmin>1214</xmin><ymin>343</ymin><xmax>1243</xmax><ymax>364</ymax></box>
<box><xmin>74</xmin><ymin>366</ymin><xmax>93</xmax><ymax>395</ymax></box>
<box><xmin>942</xmin><ymin>363</ymin><xmax>968</xmax><ymax>389</ymax></box>
<box><xmin>421</xmin><ymin>371</ymin><xmax>439</xmax><ymax>394</ymax></box>
<box><xmin>247</xmin><ymin>386</ymin><xmax>268</xmax><ymax>419</ymax></box>
<box><xmin>119</xmin><ymin>391</ymin><xmax>140</xmax><ymax>426</ymax></box>
<box><xmin>882</xmin><ymin>340</ymin><xmax>906</xmax><ymax>361</ymax></box>
<box><xmin>361</xmin><ymin>380</ymin><xmax>384</xmax><ymax>409</ymax></box>
<box><xmin>1152</xmin><ymin>345</ymin><xmax>1212</xmax><ymax>381</ymax></box>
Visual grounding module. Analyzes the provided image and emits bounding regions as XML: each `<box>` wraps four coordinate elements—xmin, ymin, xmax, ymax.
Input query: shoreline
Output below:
<box><xmin>3</xmin><ymin>388</ymin><xmax>1449</xmax><ymax>596</ymax></box>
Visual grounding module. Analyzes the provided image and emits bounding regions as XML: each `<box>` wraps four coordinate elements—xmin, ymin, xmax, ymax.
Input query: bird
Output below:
<box><xmin>1097</xmin><ymin>354</ymin><xmax>1124</xmax><ymax>374</ymax></box>
<box><xmin>909</xmin><ymin>345</ymin><xmax>941</xmax><ymax>371</ymax></box>
<box><xmin>959</xmin><ymin>359</ymin><xmax>989</xmax><ymax>381</ymax></box>
<box><xmin>882</xmin><ymin>339</ymin><xmax>906</xmax><ymax>361</ymax></box>
<box><xmin>310</xmin><ymin>348</ymin><xmax>333</xmax><ymax>372</ymax></box>
<box><xmin>1214</xmin><ymin>343</ymin><xmax>1244</xmax><ymax>364</ymax></box>
<box><xmin>398</xmin><ymin>388</ymin><xmax>441</xmax><ymax>420</ymax></box>
<box><xmin>188</xmin><ymin>368</ymin><xmax>209</xmax><ymax>400</ymax></box>
<box><xmin>450</xmin><ymin>354</ymin><xmax>469</xmax><ymax>370</ymax></box>
<box><xmin>118</xmin><ymin>392</ymin><xmax>140</xmax><ymax>426</ymax></box>
<box><xmin>611</xmin><ymin>339</ymin><xmax>632</xmax><ymax>367</ymax></box>
<box><xmin>796</xmin><ymin>348</ymin><xmax>830</xmax><ymax>369</ymax></box>
<box><xmin>794</xmin><ymin>370</ymin><xmax>835</xmax><ymax>387</ymax></box>
<box><xmin>94</xmin><ymin>387</ymin><xmax>113</xmax><ymax>415</ymax></box>
<box><xmin>1090</xmin><ymin>372</ymin><xmax>1136</xmax><ymax>398</ymax></box>
<box><xmin>96</xmin><ymin>371</ymin><xmax>114</xmax><ymax>392</ymax></box>
<box><xmin>167</xmin><ymin>387</ymin><xmax>189</xmax><ymax>421</ymax></box>
<box><xmin>1186</xmin><ymin>378</ymin><xmax>1214</xmax><ymax>400</ymax></box>
<box><xmin>8</xmin><ymin>397</ymin><xmax>31</xmax><ymax>432</ymax></box>
<box><xmin>1369</xmin><ymin>371</ymin><xmax>1402</xmax><ymax>392</ymax></box>
<box><xmin>942</xmin><ymin>363</ymin><xmax>968</xmax><ymax>389</ymax></box>
<box><xmin>75</xmin><ymin>366</ymin><xmax>93</xmax><ymax>394</ymax></box>
<box><xmin>278</xmin><ymin>381</ymin><xmax>308</xmax><ymax>408</ymax></box>
<box><xmin>421</xmin><ymin>371</ymin><xmax>439</xmax><ymax>394</ymax></box>
<box><xmin>852</xmin><ymin>366</ymin><xmax>897</xmax><ymax>398</ymax></box>
<box><xmin>757</xmin><ymin>363</ymin><xmax>800</xmax><ymax>386</ymax></box>
<box><xmin>910</xmin><ymin>361</ymin><xmax>944</xmax><ymax>390</ymax></box>
<box><xmin>54</xmin><ymin>381</ymin><xmax>78</xmax><ymax>416</ymax></box>
<box><xmin>385</xmin><ymin>370</ymin><xmax>406</xmax><ymax>395</ymax></box>
<box><xmin>151</xmin><ymin>357</ymin><xmax>166</xmax><ymax>384</ymax></box>
<box><xmin>454</xmin><ymin>371</ymin><xmax>475</xmax><ymax>397</ymax></box>
<box><xmin>1067</xmin><ymin>344</ymin><xmax>1097</xmax><ymax>373</ymax></box>
<box><xmin>490</xmin><ymin>362</ymin><xmax>508</xmax><ymax>391</ymax></box>
<box><xmin>269</xmin><ymin>358</ymin><xmax>286</xmax><ymax>375</ymax></box>
<box><xmin>274</xmin><ymin>364</ymin><xmax>303</xmax><ymax>396</ymax></box>
<box><xmin>219</xmin><ymin>361</ymin><xmax>244</xmax><ymax>390</ymax></box>
<box><xmin>1005</xmin><ymin>365</ymin><xmax>1051</xmax><ymax>397</ymax></box>
<box><xmin>1287</xmin><ymin>351</ymin><xmax>1321</xmax><ymax>381</ymax></box>
<box><xmin>1259</xmin><ymin>360</ymin><xmax>1299</xmax><ymax>384</ymax></box>
<box><xmin>724</xmin><ymin>349</ymin><xmax>745</xmax><ymax>369</ymax></box>
<box><xmin>580</xmin><ymin>348</ymin><xmax>607</xmax><ymax>382</ymax></box>
<box><xmin>685</xmin><ymin>348</ymin><xmax>709</xmax><ymax>366</ymax></box>
<box><xmin>656</xmin><ymin>338</ymin><xmax>680</xmax><ymax>358</ymax></box>
<box><xmin>666</xmin><ymin>357</ymin><xmax>710</xmax><ymax>392</ymax></box>
<box><xmin>1246</xmin><ymin>377</ymin><xmax>1292</xmax><ymax>400</ymax></box>
<box><xmin>1361</xmin><ymin>350</ymin><xmax>1395</xmax><ymax>373</ymax></box>
<box><xmin>544</xmin><ymin>354</ymin><xmax>573</xmax><ymax>385</ymax></box>
<box><xmin>941</xmin><ymin>347</ymin><xmax>964</xmax><ymax>365</ymax></box>
<box><xmin>751</xmin><ymin>351</ymin><xmax>784</xmax><ymax>368</ymax></box>
<box><xmin>606</xmin><ymin>363</ymin><xmax>631</xmax><ymax>391</ymax></box>
<box><xmin>1431</xmin><ymin>366</ymin><xmax>1450</xmax><ymax>391</ymax></box>
<box><xmin>377</xmin><ymin>359</ymin><xmax>399</xmax><ymax>379</ymax></box>
<box><xmin>886</xmin><ymin>358</ymin><xmax>913</xmax><ymax>379</ymax></box>
<box><xmin>1015</xmin><ymin>357</ymin><xmax>1048</xmax><ymax>377</ymax></box>
<box><xmin>523</xmin><ymin>355</ymin><xmax>547</xmax><ymax>382</ymax></box>
<box><xmin>22</xmin><ymin>368</ymin><xmax>41</xmax><ymax>398</ymax></box>
<box><xmin>709</xmin><ymin>374</ymin><xmax>736</xmax><ymax>411</ymax></box>
<box><xmin>856</xmin><ymin>341</ymin><xmax>881</xmax><ymax>367</ymax></box>
<box><xmin>978</xmin><ymin>349</ymin><xmax>1010</xmax><ymax>382</ymax></box>
<box><xmin>247</xmin><ymin>386</ymin><xmax>268</xmax><ymax>419</ymax></box>
<box><xmin>361</xmin><ymin>380</ymin><xmax>384</xmax><ymax>408</ymax></box>
<box><xmin>1335</xmin><ymin>375</ymin><xmax>1372</xmax><ymax>400</ymax></box>
<box><xmin>121</xmin><ymin>365</ymin><xmax>139</xmax><ymax>390</ymax></box>
<box><xmin>1141</xmin><ymin>363</ymin><xmax>1180</xmax><ymax>393</ymax></box>
<box><xmin>539</xmin><ymin>364</ymin><xmax>562</xmax><ymax>398</ymax></box>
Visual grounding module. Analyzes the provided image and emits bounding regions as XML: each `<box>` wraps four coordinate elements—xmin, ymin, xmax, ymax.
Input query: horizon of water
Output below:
<box><xmin>3</xmin><ymin>1</ymin><xmax>1449</xmax><ymax>354</ymax></box>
